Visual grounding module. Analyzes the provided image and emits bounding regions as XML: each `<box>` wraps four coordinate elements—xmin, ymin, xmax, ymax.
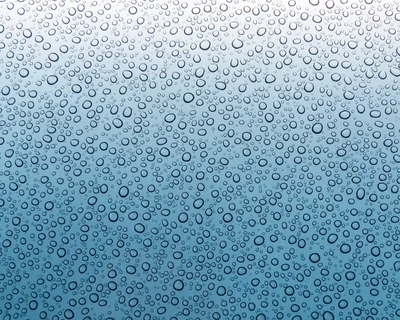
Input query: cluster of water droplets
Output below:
<box><xmin>1</xmin><ymin>0</ymin><xmax>400</xmax><ymax>319</ymax></box>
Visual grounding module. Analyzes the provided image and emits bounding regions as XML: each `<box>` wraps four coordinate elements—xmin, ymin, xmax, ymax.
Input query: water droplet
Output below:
<box><xmin>312</xmin><ymin>123</ymin><xmax>323</xmax><ymax>134</ymax></box>
<box><xmin>183</xmin><ymin>92</ymin><xmax>194</xmax><ymax>103</ymax></box>
<box><xmin>309</xmin><ymin>253</ymin><xmax>321</xmax><ymax>263</ymax></box>
<box><xmin>343</xmin><ymin>91</ymin><xmax>355</xmax><ymax>100</ymax></box>
<box><xmin>232</xmin><ymin>39</ymin><xmax>244</xmax><ymax>49</ymax></box>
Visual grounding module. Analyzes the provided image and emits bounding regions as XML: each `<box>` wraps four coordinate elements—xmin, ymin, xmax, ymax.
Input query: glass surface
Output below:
<box><xmin>0</xmin><ymin>0</ymin><xmax>400</xmax><ymax>319</ymax></box>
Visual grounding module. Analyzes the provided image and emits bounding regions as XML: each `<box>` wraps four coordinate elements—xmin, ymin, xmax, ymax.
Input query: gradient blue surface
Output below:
<box><xmin>1</xmin><ymin>0</ymin><xmax>400</xmax><ymax>319</ymax></box>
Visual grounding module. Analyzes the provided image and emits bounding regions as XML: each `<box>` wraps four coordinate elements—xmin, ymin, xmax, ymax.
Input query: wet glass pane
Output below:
<box><xmin>0</xmin><ymin>1</ymin><xmax>400</xmax><ymax>319</ymax></box>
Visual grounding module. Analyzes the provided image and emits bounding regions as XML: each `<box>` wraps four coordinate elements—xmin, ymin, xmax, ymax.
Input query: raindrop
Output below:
<box><xmin>173</xmin><ymin>279</ymin><xmax>184</xmax><ymax>291</ymax></box>
<box><xmin>183</xmin><ymin>92</ymin><xmax>195</xmax><ymax>103</ymax></box>
<box><xmin>232</xmin><ymin>39</ymin><xmax>244</xmax><ymax>49</ymax></box>
<box><xmin>309</xmin><ymin>253</ymin><xmax>321</xmax><ymax>263</ymax></box>
<box><xmin>193</xmin><ymin>198</ymin><xmax>204</xmax><ymax>209</ymax></box>
<box><xmin>343</xmin><ymin>91</ymin><xmax>355</xmax><ymax>100</ymax></box>
<box><xmin>312</xmin><ymin>123</ymin><xmax>323</xmax><ymax>134</ymax></box>
<box><xmin>265</xmin><ymin>74</ymin><xmax>276</xmax><ymax>83</ymax></box>
<box><xmin>200</xmin><ymin>40</ymin><xmax>211</xmax><ymax>50</ymax></box>
<box><xmin>47</xmin><ymin>75</ymin><xmax>58</xmax><ymax>85</ymax></box>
